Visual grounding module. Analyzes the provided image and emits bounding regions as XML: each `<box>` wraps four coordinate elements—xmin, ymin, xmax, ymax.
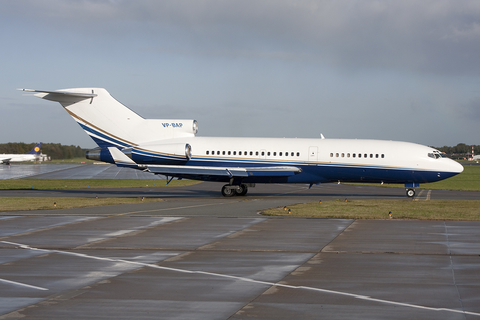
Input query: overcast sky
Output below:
<box><xmin>1</xmin><ymin>0</ymin><xmax>479</xmax><ymax>148</ymax></box>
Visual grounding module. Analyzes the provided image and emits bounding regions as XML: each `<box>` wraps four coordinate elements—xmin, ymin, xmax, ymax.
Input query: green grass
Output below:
<box><xmin>0</xmin><ymin>179</ymin><xmax>200</xmax><ymax>190</ymax></box>
<box><xmin>263</xmin><ymin>199</ymin><xmax>480</xmax><ymax>220</ymax></box>
<box><xmin>46</xmin><ymin>158</ymin><xmax>96</xmax><ymax>164</ymax></box>
<box><xmin>421</xmin><ymin>163</ymin><xmax>480</xmax><ymax>191</ymax></box>
<box><xmin>0</xmin><ymin>197</ymin><xmax>162</xmax><ymax>212</ymax></box>
<box><xmin>264</xmin><ymin>162</ymin><xmax>480</xmax><ymax>220</ymax></box>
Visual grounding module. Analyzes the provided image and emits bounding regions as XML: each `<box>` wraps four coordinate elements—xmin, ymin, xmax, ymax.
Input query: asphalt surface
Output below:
<box><xmin>0</xmin><ymin>164</ymin><xmax>479</xmax><ymax>319</ymax></box>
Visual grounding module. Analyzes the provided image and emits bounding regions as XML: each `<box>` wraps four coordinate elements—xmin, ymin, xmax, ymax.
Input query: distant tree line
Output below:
<box><xmin>0</xmin><ymin>142</ymin><xmax>88</xmax><ymax>160</ymax></box>
<box><xmin>434</xmin><ymin>143</ymin><xmax>480</xmax><ymax>159</ymax></box>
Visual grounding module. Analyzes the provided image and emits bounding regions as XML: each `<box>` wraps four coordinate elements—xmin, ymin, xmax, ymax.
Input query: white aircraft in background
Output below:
<box><xmin>21</xmin><ymin>88</ymin><xmax>463</xmax><ymax>197</ymax></box>
<box><xmin>0</xmin><ymin>143</ymin><xmax>41</xmax><ymax>165</ymax></box>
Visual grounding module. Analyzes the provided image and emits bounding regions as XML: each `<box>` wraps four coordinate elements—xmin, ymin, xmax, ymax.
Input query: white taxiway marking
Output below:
<box><xmin>0</xmin><ymin>278</ymin><xmax>48</xmax><ymax>291</ymax></box>
<box><xmin>2</xmin><ymin>240</ymin><xmax>479</xmax><ymax>317</ymax></box>
<box><xmin>116</xmin><ymin>202</ymin><xmax>234</xmax><ymax>216</ymax></box>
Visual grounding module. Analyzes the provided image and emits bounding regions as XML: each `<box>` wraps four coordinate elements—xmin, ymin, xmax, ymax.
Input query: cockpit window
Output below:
<box><xmin>428</xmin><ymin>151</ymin><xmax>443</xmax><ymax>159</ymax></box>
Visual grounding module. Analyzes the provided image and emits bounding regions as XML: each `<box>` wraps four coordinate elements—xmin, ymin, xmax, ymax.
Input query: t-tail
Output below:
<box><xmin>20</xmin><ymin>88</ymin><xmax>198</xmax><ymax>161</ymax></box>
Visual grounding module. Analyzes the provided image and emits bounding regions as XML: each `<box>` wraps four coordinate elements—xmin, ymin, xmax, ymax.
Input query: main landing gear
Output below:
<box><xmin>221</xmin><ymin>183</ymin><xmax>249</xmax><ymax>197</ymax></box>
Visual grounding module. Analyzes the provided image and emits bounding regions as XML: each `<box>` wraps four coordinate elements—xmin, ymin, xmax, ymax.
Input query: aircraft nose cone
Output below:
<box><xmin>450</xmin><ymin>160</ymin><xmax>464</xmax><ymax>174</ymax></box>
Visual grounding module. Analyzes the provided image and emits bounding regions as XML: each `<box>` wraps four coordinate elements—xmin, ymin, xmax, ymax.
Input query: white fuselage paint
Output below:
<box><xmin>0</xmin><ymin>153</ymin><xmax>37</xmax><ymax>164</ymax></box>
<box><xmin>141</xmin><ymin>136</ymin><xmax>463</xmax><ymax>180</ymax></box>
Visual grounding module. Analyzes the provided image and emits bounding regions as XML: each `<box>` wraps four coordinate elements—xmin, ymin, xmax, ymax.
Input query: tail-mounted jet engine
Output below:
<box><xmin>86</xmin><ymin>143</ymin><xmax>192</xmax><ymax>164</ymax></box>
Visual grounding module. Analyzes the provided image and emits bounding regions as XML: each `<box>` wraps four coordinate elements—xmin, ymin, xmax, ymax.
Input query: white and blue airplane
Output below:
<box><xmin>0</xmin><ymin>142</ymin><xmax>41</xmax><ymax>165</ymax></box>
<box><xmin>21</xmin><ymin>88</ymin><xmax>463</xmax><ymax>197</ymax></box>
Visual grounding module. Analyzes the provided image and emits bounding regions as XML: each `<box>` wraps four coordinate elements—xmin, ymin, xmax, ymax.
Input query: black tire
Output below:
<box><xmin>221</xmin><ymin>184</ymin><xmax>236</xmax><ymax>197</ymax></box>
<box><xmin>235</xmin><ymin>184</ymin><xmax>248</xmax><ymax>196</ymax></box>
<box><xmin>406</xmin><ymin>188</ymin><xmax>415</xmax><ymax>197</ymax></box>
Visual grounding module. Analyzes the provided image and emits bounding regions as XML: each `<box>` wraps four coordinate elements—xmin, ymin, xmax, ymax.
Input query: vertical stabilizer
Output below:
<box><xmin>22</xmin><ymin>88</ymin><xmax>197</xmax><ymax>148</ymax></box>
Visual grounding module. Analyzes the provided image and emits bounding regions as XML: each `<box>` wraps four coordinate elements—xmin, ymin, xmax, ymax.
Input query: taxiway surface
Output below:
<box><xmin>0</xmin><ymin>165</ymin><xmax>479</xmax><ymax>319</ymax></box>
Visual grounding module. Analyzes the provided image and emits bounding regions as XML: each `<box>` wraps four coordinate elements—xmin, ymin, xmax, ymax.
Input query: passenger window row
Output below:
<box><xmin>206</xmin><ymin>150</ymin><xmax>301</xmax><ymax>157</ymax></box>
<box><xmin>330</xmin><ymin>153</ymin><xmax>385</xmax><ymax>159</ymax></box>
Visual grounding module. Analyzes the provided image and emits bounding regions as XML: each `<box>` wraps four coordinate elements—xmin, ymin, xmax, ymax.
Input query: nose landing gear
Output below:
<box><xmin>406</xmin><ymin>188</ymin><xmax>415</xmax><ymax>198</ymax></box>
<box><xmin>405</xmin><ymin>183</ymin><xmax>419</xmax><ymax>198</ymax></box>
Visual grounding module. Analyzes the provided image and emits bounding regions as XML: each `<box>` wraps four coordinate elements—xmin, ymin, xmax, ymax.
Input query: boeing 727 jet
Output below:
<box><xmin>0</xmin><ymin>143</ymin><xmax>41</xmax><ymax>165</ymax></box>
<box><xmin>21</xmin><ymin>88</ymin><xmax>463</xmax><ymax>197</ymax></box>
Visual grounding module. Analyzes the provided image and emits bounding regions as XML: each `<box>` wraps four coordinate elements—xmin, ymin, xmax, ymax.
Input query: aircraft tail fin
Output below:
<box><xmin>21</xmin><ymin>88</ymin><xmax>198</xmax><ymax>149</ymax></box>
<box><xmin>26</xmin><ymin>142</ymin><xmax>41</xmax><ymax>155</ymax></box>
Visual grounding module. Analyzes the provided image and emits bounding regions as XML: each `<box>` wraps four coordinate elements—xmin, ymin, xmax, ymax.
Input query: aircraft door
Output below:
<box><xmin>309</xmin><ymin>146</ymin><xmax>318</xmax><ymax>162</ymax></box>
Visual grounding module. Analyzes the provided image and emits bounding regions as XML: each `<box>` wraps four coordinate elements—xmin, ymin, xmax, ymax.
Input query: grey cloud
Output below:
<box><xmin>459</xmin><ymin>97</ymin><xmax>480</xmax><ymax>120</ymax></box>
<box><xmin>5</xmin><ymin>0</ymin><xmax>480</xmax><ymax>75</ymax></box>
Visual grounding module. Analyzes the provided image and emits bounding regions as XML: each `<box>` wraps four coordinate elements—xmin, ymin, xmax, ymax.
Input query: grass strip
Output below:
<box><xmin>0</xmin><ymin>197</ymin><xmax>163</xmax><ymax>212</ymax></box>
<box><xmin>263</xmin><ymin>199</ymin><xmax>480</xmax><ymax>220</ymax></box>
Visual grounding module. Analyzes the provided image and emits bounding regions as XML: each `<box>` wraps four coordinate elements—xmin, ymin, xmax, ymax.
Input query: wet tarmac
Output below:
<box><xmin>0</xmin><ymin>163</ymin><xmax>164</xmax><ymax>180</ymax></box>
<box><xmin>0</xmin><ymin>165</ymin><xmax>479</xmax><ymax>319</ymax></box>
<box><xmin>1</xmin><ymin>213</ymin><xmax>479</xmax><ymax>319</ymax></box>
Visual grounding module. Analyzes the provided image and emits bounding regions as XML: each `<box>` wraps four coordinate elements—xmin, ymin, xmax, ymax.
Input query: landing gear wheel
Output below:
<box><xmin>235</xmin><ymin>184</ymin><xmax>248</xmax><ymax>196</ymax></box>
<box><xmin>406</xmin><ymin>188</ymin><xmax>415</xmax><ymax>198</ymax></box>
<box><xmin>221</xmin><ymin>184</ymin><xmax>236</xmax><ymax>197</ymax></box>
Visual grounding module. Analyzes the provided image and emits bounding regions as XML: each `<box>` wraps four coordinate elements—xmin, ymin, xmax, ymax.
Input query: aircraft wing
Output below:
<box><xmin>146</xmin><ymin>165</ymin><xmax>302</xmax><ymax>178</ymax></box>
<box><xmin>0</xmin><ymin>158</ymin><xmax>12</xmax><ymax>165</ymax></box>
<box><xmin>107</xmin><ymin>146</ymin><xmax>301</xmax><ymax>179</ymax></box>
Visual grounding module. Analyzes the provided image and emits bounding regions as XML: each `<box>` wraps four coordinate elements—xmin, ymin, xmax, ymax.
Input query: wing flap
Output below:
<box><xmin>146</xmin><ymin>165</ymin><xmax>301</xmax><ymax>178</ymax></box>
<box><xmin>147</xmin><ymin>165</ymin><xmax>248</xmax><ymax>177</ymax></box>
<box><xmin>245</xmin><ymin>166</ymin><xmax>302</xmax><ymax>177</ymax></box>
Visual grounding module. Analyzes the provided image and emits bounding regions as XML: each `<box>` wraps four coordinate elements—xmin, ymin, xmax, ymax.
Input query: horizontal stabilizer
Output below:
<box><xmin>19</xmin><ymin>89</ymin><xmax>97</xmax><ymax>99</ymax></box>
<box><xmin>108</xmin><ymin>147</ymin><xmax>140</xmax><ymax>168</ymax></box>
